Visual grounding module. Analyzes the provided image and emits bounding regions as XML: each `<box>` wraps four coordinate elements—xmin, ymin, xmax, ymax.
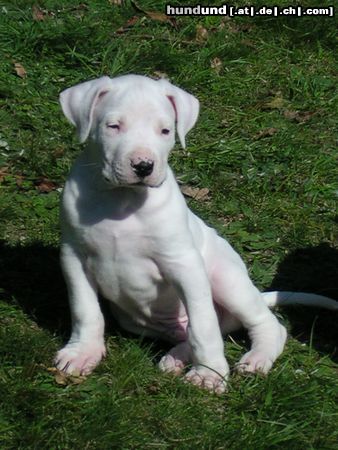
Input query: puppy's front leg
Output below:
<box><xmin>162</xmin><ymin>250</ymin><xmax>229</xmax><ymax>393</ymax></box>
<box><xmin>55</xmin><ymin>243</ymin><xmax>106</xmax><ymax>375</ymax></box>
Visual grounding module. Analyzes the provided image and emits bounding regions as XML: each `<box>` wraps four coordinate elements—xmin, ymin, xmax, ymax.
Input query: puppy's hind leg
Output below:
<box><xmin>210</xmin><ymin>239</ymin><xmax>287</xmax><ymax>374</ymax></box>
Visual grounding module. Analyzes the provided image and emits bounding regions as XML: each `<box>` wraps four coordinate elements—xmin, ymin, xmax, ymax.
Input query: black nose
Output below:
<box><xmin>131</xmin><ymin>160</ymin><xmax>154</xmax><ymax>178</ymax></box>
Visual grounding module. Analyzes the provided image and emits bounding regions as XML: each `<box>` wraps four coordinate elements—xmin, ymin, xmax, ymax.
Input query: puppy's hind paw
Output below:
<box><xmin>158</xmin><ymin>341</ymin><xmax>190</xmax><ymax>376</ymax></box>
<box><xmin>159</xmin><ymin>354</ymin><xmax>185</xmax><ymax>375</ymax></box>
<box><xmin>235</xmin><ymin>350</ymin><xmax>274</xmax><ymax>375</ymax></box>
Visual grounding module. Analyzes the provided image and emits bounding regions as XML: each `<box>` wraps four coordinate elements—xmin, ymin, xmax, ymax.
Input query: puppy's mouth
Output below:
<box><xmin>103</xmin><ymin>176</ymin><xmax>165</xmax><ymax>189</ymax></box>
<box><xmin>131</xmin><ymin>177</ymin><xmax>166</xmax><ymax>188</ymax></box>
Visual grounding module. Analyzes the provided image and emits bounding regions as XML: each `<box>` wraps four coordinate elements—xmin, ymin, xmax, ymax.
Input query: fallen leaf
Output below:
<box><xmin>283</xmin><ymin>110</ymin><xmax>317</xmax><ymax>123</ymax></box>
<box><xmin>218</xmin><ymin>17</ymin><xmax>232</xmax><ymax>30</ymax></box>
<box><xmin>32</xmin><ymin>5</ymin><xmax>45</xmax><ymax>21</ymax></box>
<box><xmin>211</xmin><ymin>57</ymin><xmax>222</xmax><ymax>74</ymax></box>
<box><xmin>254</xmin><ymin>127</ymin><xmax>278</xmax><ymax>140</ymax></box>
<box><xmin>181</xmin><ymin>186</ymin><xmax>210</xmax><ymax>201</ymax></box>
<box><xmin>147</xmin><ymin>11</ymin><xmax>170</xmax><ymax>22</ymax></box>
<box><xmin>227</xmin><ymin>22</ymin><xmax>254</xmax><ymax>33</ymax></box>
<box><xmin>153</xmin><ymin>71</ymin><xmax>169</xmax><ymax>80</ymax></box>
<box><xmin>0</xmin><ymin>167</ymin><xmax>9</xmax><ymax>183</ymax></box>
<box><xmin>130</xmin><ymin>0</ymin><xmax>177</xmax><ymax>27</ymax></box>
<box><xmin>130</xmin><ymin>0</ymin><xmax>144</xmax><ymax>12</ymax></box>
<box><xmin>283</xmin><ymin>110</ymin><xmax>298</xmax><ymax>121</ymax></box>
<box><xmin>196</xmin><ymin>24</ymin><xmax>208</xmax><ymax>42</ymax></box>
<box><xmin>237</xmin><ymin>23</ymin><xmax>254</xmax><ymax>32</ymax></box>
<box><xmin>15</xmin><ymin>174</ymin><xmax>25</xmax><ymax>188</ymax></box>
<box><xmin>0</xmin><ymin>139</ymin><xmax>9</xmax><ymax>149</ymax></box>
<box><xmin>147</xmin><ymin>383</ymin><xmax>160</xmax><ymax>394</ymax></box>
<box><xmin>54</xmin><ymin>371</ymin><xmax>68</xmax><ymax>385</ymax></box>
<box><xmin>109</xmin><ymin>0</ymin><xmax>124</xmax><ymax>4</ymax></box>
<box><xmin>297</xmin><ymin>111</ymin><xmax>317</xmax><ymax>122</ymax></box>
<box><xmin>220</xmin><ymin>119</ymin><xmax>229</xmax><ymax>128</ymax></box>
<box><xmin>32</xmin><ymin>5</ymin><xmax>54</xmax><ymax>20</ymax></box>
<box><xmin>57</xmin><ymin>372</ymin><xmax>86</xmax><ymax>385</ymax></box>
<box><xmin>52</xmin><ymin>147</ymin><xmax>65</xmax><ymax>158</ymax></box>
<box><xmin>241</xmin><ymin>39</ymin><xmax>256</xmax><ymax>49</ymax></box>
<box><xmin>14</xmin><ymin>62</ymin><xmax>27</xmax><ymax>78</ymax></box>
<box><xmin>71</xmin><ymin>3</ymin><xmax>88</xmax><ymax>11</ymax></box>
<box><xmin>34</xmin><ymin>177</ymin><xmax>58</xmax><ymax>193</ymax></box>
<box><xmin>115</xmin><ymin>16</ymin><xmax>139</xmax><ymax>34</ymax></box>
<box><xmin>263</xmin><ymin>95</ymin><xmax>285</xmax><ymax>110</ymax></box>
<box><xmin>47</xmin><ymin>367</ymin><xmax>87</xmax><ymax>386</ymax></box>
<box><xmin>0</xmin><ymin>168</ymin><xmax>26</xmax><ymax>186</ymax></box>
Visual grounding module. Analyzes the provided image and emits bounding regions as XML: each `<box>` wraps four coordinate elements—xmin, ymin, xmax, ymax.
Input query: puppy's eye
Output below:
<box><xmin>161</xmin><ymin>128</ymin><xmax>170</xmax><ymax>135</ymax></box>
<box><xmin>107</xmin><ymin>124</ymin><xmax>120</xmax><ymax>130</ymax></box>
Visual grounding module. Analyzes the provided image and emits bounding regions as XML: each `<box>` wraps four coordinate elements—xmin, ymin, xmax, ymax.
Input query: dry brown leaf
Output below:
<box><xmin>181</xmin><ymin>186</ymin><xmax>210</xmax><ymax>201</ymax></box>
<box><xmin>32</xmin><ymin>5</ymin><xmax>54</xmax><ymax>21</ymax></box>
<box><xmin>153</xmin><ymin>71</ymin><xmax>169</xmax><ymax>80</ymax></box>
<box><xmin>0</xmin><ymin>167</ymin><xmax>9</xmax><ymax>183</ymax></box>
<box><xmin>54</xmin><ymin>371</ymin><xmax>68</xmax><ymax>385</ymax></box>
<box><xmin>283</xmin><ymin>110</ymin><xmax>298</xmax><ymax>121</ymax></box>
<box><xmin>220</xmin><ymin>119</ymin><xmax>230</xmax><ymax>128</ymax></box>
<box><xmin>241</xmin><ymin>39</ymin><xmax>256</xmax><ymax>49</ymax></box>
<box><xmin>130</xmin><ymin>0</ymin><xmax>177</xmax><ymax>27</ymax></box>
<box><xmin>147</xmin><ymin>11</ymin><xmax>170</xmax><ymax>22</ymax></box>
<box><xmin>297</xmin><ymin>111</ymin><xmax>316</xmax><ymax>123</ymax></box>
<box><xmin>34</xmin><ymin>177</ymin><xmax>58</xmax><ymax>193</ymax></box>
<box><xmin>226</xmin><ymin>22</ymin><xmax>254</xmax><ymax>34</ymax></box>
<box><xmin>52</xmin><ymin>147</ymin><xmax>65</xmax><ymax>158</ymax></box>
<box><xmin>32</xmin><ymin>5</ymin><xmax>45</xmax><ymax>21</ymax></box>
<box><xmin>115</xmin><ymin>16</ymin><xmax>139</xmax><ymax>34</ymax></box>
<box><xmin>196</xmin><ymin>24</ymin><xmax>208</xmax><ymax>42</ymax></box>
<box><xmin>15</xmin><ymin>174</ymin><xmax>25</xmax><ymax>188</ymax></box>
<box><xmin>47</xmin><ymin>367</ymin><xmax>87</xmax><ymax>386</ymax></box>
<box><xmin>0</xmin><ymin>168</ymin><xmax>26</xmax><ymax>187</ymax></box>
<box><xmin>283</xmin><ymin>110</ymin><xmax>316</xmax><ymax>123</ymax></box>
<box><xmin>238</xmin><ymin>23</ymin><xmax>254</xmax><ymax>32</ymax></box>
<box><xmin>147</xmin><ymin>383</ymin><xmax>160</xmax><ymax>394</ymax></box>
<box><xmin>14</xmin><ymin>62</ymin><xmax>27</xmax><ymax>78</ymax></box>
<box><xmin>211</xmin><ymin>57</ymin><xmax>222</xmax><ymax>74</ymax></box>
<box><xmin>254</xmin><ymin>127</ymin><xmax>278</xmax><ymax>140</ymax></box>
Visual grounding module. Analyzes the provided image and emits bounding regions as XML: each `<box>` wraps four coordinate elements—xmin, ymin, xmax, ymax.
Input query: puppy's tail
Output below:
<box><xmin>262</xmin><ymin>291</ymin><xmax>338</xmax><ymax>310</ymax></box>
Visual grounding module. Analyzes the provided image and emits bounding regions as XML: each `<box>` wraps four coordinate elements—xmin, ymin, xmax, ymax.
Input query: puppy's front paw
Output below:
<box><xmin>55</xmin><ymin>341</ymin><xmax>106</xmax><ymax>375</ymax></box>
<box><xmin>185</xmin><ymin>365</ymin><xmax>228</xmax><ymax>394</ymax></box>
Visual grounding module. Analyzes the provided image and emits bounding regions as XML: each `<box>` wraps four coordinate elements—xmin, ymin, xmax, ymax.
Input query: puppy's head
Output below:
<box><xmin>60</xmin><ymin>74</ymin><xmax>199</xmax><ymax>188</ymax></box>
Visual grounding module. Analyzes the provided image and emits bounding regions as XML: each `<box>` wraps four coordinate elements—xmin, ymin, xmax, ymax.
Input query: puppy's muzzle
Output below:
<box><xmin>131</xmin><ymin>159</ymin><xmax>154</xmax><ymax>178</ymax></box>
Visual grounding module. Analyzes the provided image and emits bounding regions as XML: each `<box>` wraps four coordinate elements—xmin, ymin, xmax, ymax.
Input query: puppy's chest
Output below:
<box><xmin>81</xmin><ymin>218</ymin><xmax>164</xmax><ymax>301</ymax></box>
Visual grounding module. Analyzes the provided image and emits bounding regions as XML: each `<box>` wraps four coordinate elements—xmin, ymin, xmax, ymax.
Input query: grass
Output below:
<box><xmin>0</xmin><ymin>0</ymin><xmax>337</xmax><ymax>448</ymax></box>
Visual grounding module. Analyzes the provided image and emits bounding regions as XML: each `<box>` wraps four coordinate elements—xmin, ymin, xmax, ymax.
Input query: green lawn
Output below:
<box><xmin>0</xmin><ymin>1</ymin><xmax>337</xmax><ymax>448</ymax></box>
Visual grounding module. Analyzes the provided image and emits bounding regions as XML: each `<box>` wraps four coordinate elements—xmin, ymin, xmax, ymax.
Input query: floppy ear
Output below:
<box><xmin>158</xmin><ymin>79</ymin><xmax>199</xmax><ymax>148</ymax></box>
<box><xmin>59</xmin><ymin>76</ymin><xmax>113</xmax><ymax>143</ymax></box>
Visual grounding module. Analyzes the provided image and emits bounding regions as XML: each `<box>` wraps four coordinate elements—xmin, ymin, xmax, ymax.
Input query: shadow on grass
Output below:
<box><xmin>268</xmin><ymin>243</ymin><xmax>338</xmax><ymax>362</ymax></box>
<box><xmin>0</xmin><ymin>241</ymin><xmax>70</xmax><ymax>336</ymax></box>
<box><xmin>0</xmin><ymin>240</ymin><xmax>337</xmax><ymax>359</ymax></box>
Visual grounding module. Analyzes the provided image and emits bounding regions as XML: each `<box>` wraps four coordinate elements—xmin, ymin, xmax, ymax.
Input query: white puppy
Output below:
<box><xmin>55</xmin><ymin>74</ymin><xmax>337</xmax><ymax>393</ymax></box>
